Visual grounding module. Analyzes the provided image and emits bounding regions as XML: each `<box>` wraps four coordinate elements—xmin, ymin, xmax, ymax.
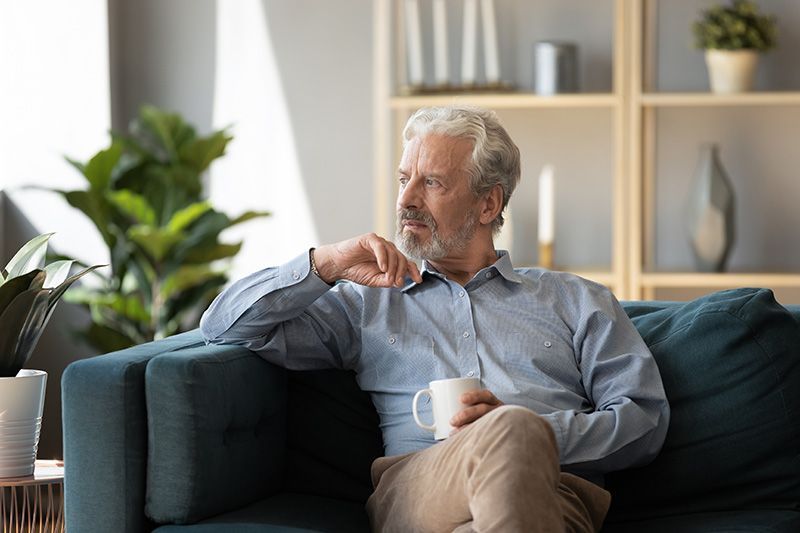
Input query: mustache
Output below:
<box><xmin>398</xmin><ymin>209</ymin><xmax>437</xmax><ymax>229</ymax></box>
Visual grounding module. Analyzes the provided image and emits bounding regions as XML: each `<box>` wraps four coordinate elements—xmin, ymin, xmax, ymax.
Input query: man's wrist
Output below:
<box><xmin>309</xmin><ymin>248</ymin><xmax>333</xmax><ymax>285</ymax></box>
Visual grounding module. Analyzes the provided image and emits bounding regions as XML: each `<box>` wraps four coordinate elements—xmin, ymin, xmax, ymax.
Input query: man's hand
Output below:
<box><xmin>313</xmin><ymin>233</ymin><xmax>423</xmax><ymax>288</ymax></box>
<box><xmin>450</xmin><ymin>389</ymin><xmax>504</xmax><ymax>433</ymax></box>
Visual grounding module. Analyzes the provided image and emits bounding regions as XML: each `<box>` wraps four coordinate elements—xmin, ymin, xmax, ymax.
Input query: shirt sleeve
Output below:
<box><xmin>539</xmin><ymin>276</ymin><xmax>670</xmax><ymax>476</ymax></box>
<box><xmin>199</xmin><ymin>250</ymin><xmax>363</xmax><ymax>370</ymax></box>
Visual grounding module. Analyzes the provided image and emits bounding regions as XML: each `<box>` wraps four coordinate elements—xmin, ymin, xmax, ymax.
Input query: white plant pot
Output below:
<box><xmin>704</xmin><ymin>49</ymin><xmax>759</xmax><ymax>94</ymax></box>
<box><xmin>0</xmin><ymin>369</ymin><xmax>47</xmax><ymax>478</ymax></box>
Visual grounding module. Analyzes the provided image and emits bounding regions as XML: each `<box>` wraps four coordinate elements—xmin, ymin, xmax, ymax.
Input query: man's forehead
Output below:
<box><xmin>400</xmin><ymin>134</ymin><xmax>472</xmax><ymax>173</ymax></box>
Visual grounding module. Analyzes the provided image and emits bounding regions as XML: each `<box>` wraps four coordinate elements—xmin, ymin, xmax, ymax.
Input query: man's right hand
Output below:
<box><xmin>313</xmin><ymin>233</ymin><xmax>423</xmax><ymax>288</ymax></box>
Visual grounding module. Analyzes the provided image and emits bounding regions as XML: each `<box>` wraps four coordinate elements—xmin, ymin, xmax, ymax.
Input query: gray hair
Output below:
<box><xmin>402</xmin><ymin>106</ymin><xmax>521</xmax><ymax>234</ymax></box>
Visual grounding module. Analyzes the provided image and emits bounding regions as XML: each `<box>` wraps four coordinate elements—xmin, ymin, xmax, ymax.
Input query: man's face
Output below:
<box><xmin>395</xmin><ymin>134</ymin><xmax>481</xmax><ymax>260</ymax></box>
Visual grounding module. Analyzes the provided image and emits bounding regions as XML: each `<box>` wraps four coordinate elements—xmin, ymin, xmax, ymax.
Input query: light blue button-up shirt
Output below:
<box><xmin>200</xmin><ymin>250</ymin><xmax>669</xmax><ymax>481</ymax></box>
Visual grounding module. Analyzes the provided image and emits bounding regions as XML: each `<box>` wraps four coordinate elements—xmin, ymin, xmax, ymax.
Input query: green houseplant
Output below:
<box><xmin>0</xmin><ymin>233</ymin><xmax>102</xmax><ymax>377</ymax></box>
<box><xmin>692</xmin><ymin>0</ymin><xmax>778</xmax><ymax>93</ymax></box>
<box><xmin>45</xmin><ymin>105</ymin><xmax>269</xmax><ymax>353</ymax></box>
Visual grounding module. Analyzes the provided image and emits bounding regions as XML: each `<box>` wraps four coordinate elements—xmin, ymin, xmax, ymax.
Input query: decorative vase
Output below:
<box><xmin>704</xmin><ymin>49</ymin><xmax>758</xmax><ymax>93</ymax></box>
<box><xmin>0</xmin><ymin>369</ymin><xmax>47</xmax><ymax>478</ymax></box>
<box><xmin>685</xmin><ymin>144</ymin><xmax>736</xmax><ymax>272</ymax></box>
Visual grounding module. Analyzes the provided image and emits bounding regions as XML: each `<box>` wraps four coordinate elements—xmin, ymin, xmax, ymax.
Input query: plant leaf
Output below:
<box><xmin>107</xmin><ymin>190</ymin><xmax>157</xmax><ymax>226</ymax></box>
<box><xmin>166</xmin><ymin>201</ymin><xmax>212</xmax><ymax>233</ymax></box>
<box><xmin>81</xmin><ymin>141</ymin><xmax>123</xmax><ymax>191</ymax></box>
<box><xmin>0</xmin><ymin>288</ymin><xmax>49</xmax><ymax>376</ymax></box>
<box><xmin>3</xmin><ymin>234</ymin><xmax>53</xmax><ymax>281</ymax></box>
<box><xmin>160</xmin><ymin>265</ymin><xmax>222</xmax><ymax>302</ymax></box>
<box><xmin>179</xmin><ymin>130</ymin><xmax>233</xmax><ymax>173</ymax></box>
<box><xmin>43</xmin><ymin>260</ymin><xmax>75</xmax><ymax>289</ymax></box>
<box><xmin>128</xmin><ymin>226</ymin><xmax>185</xmax><ymax>263</ymax></box>
<box><xmin>0</xmin><ymin>270</ymin><xmax>44</xmax><ymax>316</ymax></box>
<box><xmin>184</xmin><ymin>242</ymin><xmax>243</xmax><ymax>263</ymax></box>
<box><xmin>229</xmin><ymin>210</ymin><xmax>271</xmax><ymax>226</ymax></box>
<box><xmin>46</xmin><ymin>264</ymin><xmax>107</xmax><ymax>318</ymax></box>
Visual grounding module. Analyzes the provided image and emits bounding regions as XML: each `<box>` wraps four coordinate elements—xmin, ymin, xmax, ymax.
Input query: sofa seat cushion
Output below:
<box><xmin>602</xmin><ymin>509</ymin><xmax>800</xmax><ymax>533</ymax></box>
<box><xmin>152</xmin><ymin>492</ymin><xmax>370</xmax><ymax>533</ymax></box>
<box><xmin>607</xmin><ymin>288</ymin><xmax>800</xmax><ymax>523</ymax></box>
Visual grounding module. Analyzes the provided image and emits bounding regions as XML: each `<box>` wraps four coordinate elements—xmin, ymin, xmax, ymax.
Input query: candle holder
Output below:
<box><xmin>538</xmin><ymin>242</ymin><xmax>554</xmax><ymax>269</ymax></box>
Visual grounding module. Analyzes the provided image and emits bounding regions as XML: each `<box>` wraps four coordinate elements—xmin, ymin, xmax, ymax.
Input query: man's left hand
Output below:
<box><xmin>450</xmin><ymin>389</ymin><xmax>504</xmax><ymax>432</ymax></box>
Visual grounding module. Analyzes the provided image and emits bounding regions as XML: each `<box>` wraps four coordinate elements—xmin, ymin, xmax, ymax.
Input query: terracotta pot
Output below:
<box><xmin>704</xmin><ymin>49</ymin><xmax>758</xmax><ymax>93</ymax></box>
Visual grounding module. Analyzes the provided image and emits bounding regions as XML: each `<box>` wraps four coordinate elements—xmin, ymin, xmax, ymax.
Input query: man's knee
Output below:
<box><xmin>479</xmin><ymin>405</ymin><xmax>558</xmax><ymax>453</ymax></box>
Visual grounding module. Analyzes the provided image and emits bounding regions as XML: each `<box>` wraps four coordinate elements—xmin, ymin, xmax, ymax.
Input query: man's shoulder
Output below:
<box><xmin>514</xmin><ymin>267</ymin><xmax>608</xmax><ymax>294</ymax></box>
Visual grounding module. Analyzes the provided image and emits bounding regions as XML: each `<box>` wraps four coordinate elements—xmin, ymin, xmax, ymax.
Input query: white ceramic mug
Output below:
<box><xmin>412</xmin><ymin>377</ymin><xmax>481</xmax><ymax>440</ymax></box>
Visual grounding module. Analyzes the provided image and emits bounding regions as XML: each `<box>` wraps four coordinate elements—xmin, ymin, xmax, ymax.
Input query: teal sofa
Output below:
<box><xmin>62</xmin><ymin>288</ymin><xmax>800</xmax><ymax>532</ymax></box>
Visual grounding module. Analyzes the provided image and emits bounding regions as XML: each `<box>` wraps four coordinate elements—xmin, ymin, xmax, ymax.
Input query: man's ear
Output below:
<box><xmin>479</xmin><ymin>184</ymin><xmax>504</xmax><ymax>226</ymax></box>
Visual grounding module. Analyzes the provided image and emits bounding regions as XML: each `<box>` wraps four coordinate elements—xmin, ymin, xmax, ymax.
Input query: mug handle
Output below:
<box><xmin>412</xmin><ymin>388</ymin><xmax>436</xmax><ymax>432</ymax></box>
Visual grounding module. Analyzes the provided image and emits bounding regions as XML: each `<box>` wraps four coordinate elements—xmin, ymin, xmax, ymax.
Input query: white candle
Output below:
<box><xmin>461</xmin><ymin>0</ymin><xmax>477</xmax><ymax>86</ymax></box>
<box><xmin>404</xmin><ymin>0</ymin><xmax>424</xmax><ymax>86</ymax></box>
<box><xmin>433</xmin><ymin>0</ymin><xmax>449</xmax><ymax>86</ymax></box>
<box><xmin>480</xmin><ymin>0</ymin><xmax>500</xmax><ymax>84</ymax></box>
<box><xmin>538</xmin><ymin>165</ymin><xmax>555</xmax><ymax>244</ymax></box>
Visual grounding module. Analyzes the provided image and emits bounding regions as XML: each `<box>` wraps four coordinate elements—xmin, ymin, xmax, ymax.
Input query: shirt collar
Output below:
<box><xmin>401</xmin><ymin>250</ymin><xmax>523</xmax><ymax>292</ymax></box>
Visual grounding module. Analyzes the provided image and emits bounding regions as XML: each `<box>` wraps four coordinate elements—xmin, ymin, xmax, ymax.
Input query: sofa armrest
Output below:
<box><xmin>62</xmin><ymin>330</ymin><xmax>207</xmax><ymax>533</ymax></box>
<box><xmin>144</xmin><ymin>340</ymin><xmax>287</xmax><ymax>524</ymax></box>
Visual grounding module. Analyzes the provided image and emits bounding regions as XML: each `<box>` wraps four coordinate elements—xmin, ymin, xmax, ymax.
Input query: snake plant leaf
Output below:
<box><xmin>45</xmin><ymin>264</ymin><xmax>107</xmax><ymax>319</ymax></box>
<box><xmin>3</xmin><ymin>233</ymin><xmax>53</xmax><ymax>282</ymax></box>
<box><xmin>107</xmin><ymin>190</ymin><xmax>157</xmax><ymax>226</ymax></box>
<box><xmin>0</xmin><ymin>288</ymin><xmax>50</xmax><ymax>377</ymax></box>
<box><xmin>43</xmin><ymin>260</ymin><xmax>75</xmax><ymax>289</ymax></box>
<box><xmin>167</xmin><ymin>201</ymin><xmax>212</xmax><ymax>233</ymax></box>
<box><xmin>0</xmin><ymin>270</ymin><xmax>45</xmax><ymax>315</ymax></box>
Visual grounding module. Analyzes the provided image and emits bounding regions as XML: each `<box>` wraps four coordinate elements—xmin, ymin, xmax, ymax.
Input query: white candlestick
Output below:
<box><xmin>433</xmin><ymin>0</ymin><xmax>449</xmax><ymax>86</ymax></box>
<box><xmin>404</xmin><ymin>0</ymin><xmax>424</xmax><ymax>86</ymax></box>
<box><xmin>461</xmin><ymin>0</ymin><xmax>477</xmax><ymax>86</ymax></box>
<box><xmin>480</xmin><ymin>0</ymin><xmax>500</xmax><ymax>84</ymax></box>
<box><xmin>538</xmin><ymin>165</ymin><xmax>555</xmax><ymax>245</ymax></box>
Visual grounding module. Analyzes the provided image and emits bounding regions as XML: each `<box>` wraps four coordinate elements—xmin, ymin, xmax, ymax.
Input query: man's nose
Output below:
<box><xmin>397</xmin><ymin>177</ymin><xmax>422</xmax><ymax>210</ymax></box>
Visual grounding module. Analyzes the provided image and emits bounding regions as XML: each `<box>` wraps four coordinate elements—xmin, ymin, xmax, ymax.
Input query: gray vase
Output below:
<box><xmin>685</xmin><ymin>144</ymin><xmax>736</xmax><ymax>272</ymax></box>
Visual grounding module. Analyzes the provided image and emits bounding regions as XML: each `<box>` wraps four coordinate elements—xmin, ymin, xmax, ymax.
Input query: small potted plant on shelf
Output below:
<box><xmin>0</xmin><ymin>233</ymin><xmax>102</xmax><ymax>477</ymax></box>
<box><xmin>693</xmin><ymin>0</ymin><xmax>777</xmax><ymax>93</ymax></box>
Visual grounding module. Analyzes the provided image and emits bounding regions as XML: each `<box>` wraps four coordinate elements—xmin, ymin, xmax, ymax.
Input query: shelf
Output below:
<box><xmin>639</xmin><ymin>92</ymin><xmax>800</xmax><ymax>107</ymax></box>
<box><xmin>641</xmin><ymin>272</ymin><xmax>800</xmax><ymax>288</ymax></box>
<box><xmin>389</xmin><ymin>93</ymin><xmax>620</xmax><ymax>110</ymax></box>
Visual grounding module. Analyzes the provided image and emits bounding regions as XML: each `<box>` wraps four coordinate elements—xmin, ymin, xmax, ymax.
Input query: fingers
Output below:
<box><xmin>449</xmin><ymin>389</ymin><xmax>504</xmax><ymax>428</ymax></box>
<box><xmin>364</xmin><ymin>234</ymin><xmax>419</xmax><ymax>287</ymax></box>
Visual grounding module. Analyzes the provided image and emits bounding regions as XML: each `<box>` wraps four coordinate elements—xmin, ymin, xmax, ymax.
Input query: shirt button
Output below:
<box><xmin>485</xmin><ymin>272</ymin><xmax>493</xmax><ymax>279</ymax></box>
<box><xmin>292</xmin><ymin>270</ymin><xmax>300</xmax><ymax>280</ymax></box>
<box><xmin>544</xmin><ymin>341</ymin><xmax>552</xmax><ymax>348</ymax></box>
<box><xmin>458</xmin><ymin>291</ymin><xmax>465</xmax><ymax>298</ymax></box>
<box><xmin>388</xmin><ymin>336</ymin><xmax>396</xmax><ymax>344</ymax></box>
<box><xmin>463</xmin><ymin>331</ymin><xmax>470</xmax><ymax>338</ymax></box>
<box><xmin>467</xmin><ymin>371</ymin><xmax>475</xmax><ymax>377</ymax></box>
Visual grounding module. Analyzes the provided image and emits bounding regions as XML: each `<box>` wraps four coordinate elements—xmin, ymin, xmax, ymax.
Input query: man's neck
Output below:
<box><xmin>426</xmin><ymin>247</ymin><xmax>499</xmax><ymax>286</ymax></box>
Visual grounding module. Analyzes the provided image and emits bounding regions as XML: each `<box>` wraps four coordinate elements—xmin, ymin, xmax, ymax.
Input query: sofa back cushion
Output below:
<box><xmin>606</xmin><ymin>288</ymin><xmax>800</xmax><ymax>522</ymax></box>
<box><xmin>284</xmin><ymin>368</ymin><xmax>384</xmax><ymax>503</ymax></box>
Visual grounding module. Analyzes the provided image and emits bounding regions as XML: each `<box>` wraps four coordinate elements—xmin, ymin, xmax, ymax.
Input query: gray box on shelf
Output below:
<box><xmin>534</xmin><ymin>41</ymin><xmax>578</xmax><ymax>95</ymax></box>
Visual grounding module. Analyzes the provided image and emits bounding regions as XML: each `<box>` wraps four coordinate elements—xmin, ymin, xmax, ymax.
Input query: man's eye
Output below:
<box><xmin>398</xmin><ymin>177</ymin><xmax>409</xmax><ymax>187</ymax></box>
<box><xmin>425</xmin><ymin>178</ymin><xmax>440</xmax><ymax>187</ymax></box>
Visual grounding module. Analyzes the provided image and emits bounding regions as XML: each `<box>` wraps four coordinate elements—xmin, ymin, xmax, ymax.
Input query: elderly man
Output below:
<box><xmin>200</xmin><ymin>106</ymin><xmax>669</xmax><ymax>532</ymax></box>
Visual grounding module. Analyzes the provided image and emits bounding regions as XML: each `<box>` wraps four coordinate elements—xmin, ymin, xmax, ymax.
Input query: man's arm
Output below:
<box><xmin>543</xmin><ymin>278</ymin><xmax>670</xmax><ymax>475</ymax></box>
<box><xmin>200</xmin><ymin>233</ymin><xmax>422</xmax><ymax>370</ymax></box>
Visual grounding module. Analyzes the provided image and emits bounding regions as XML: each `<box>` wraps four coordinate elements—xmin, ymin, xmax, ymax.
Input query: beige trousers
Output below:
<box><xmin>366</xmin><ymin>406</ymin><xmax>611</xmax><ymax>533</ymax></box>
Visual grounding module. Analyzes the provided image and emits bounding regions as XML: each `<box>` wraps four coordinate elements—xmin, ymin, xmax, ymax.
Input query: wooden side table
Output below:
<box><xmin>0</xmin><ymin>460</ymin><xmax>64</xmax><ymax>533</ymax></box>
